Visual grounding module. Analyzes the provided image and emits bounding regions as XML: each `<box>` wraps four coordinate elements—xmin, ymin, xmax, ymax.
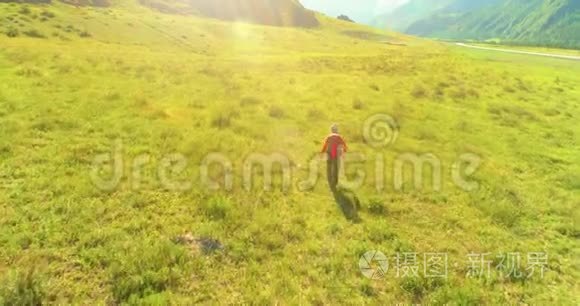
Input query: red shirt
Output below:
<box><xmin>321</xmin><ymin>134</ymin><xmax>347</xmax><ymax>159</ymax></box>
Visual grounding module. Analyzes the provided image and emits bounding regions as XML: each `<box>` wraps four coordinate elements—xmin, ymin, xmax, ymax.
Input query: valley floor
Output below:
<box><xmin>455</xmin><ymin>43</ymin><xmax>580</xmax><ymax>61</ymax></box>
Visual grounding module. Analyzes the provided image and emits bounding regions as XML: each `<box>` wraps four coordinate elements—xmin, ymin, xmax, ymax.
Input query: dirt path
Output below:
<box><xmin>455</xmin><ymin>43</ymin><xmax>580</xmax><ymax>61</ymax></box>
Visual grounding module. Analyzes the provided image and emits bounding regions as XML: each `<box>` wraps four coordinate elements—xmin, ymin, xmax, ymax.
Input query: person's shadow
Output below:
<box><xmin>332</xmin><ymin>187</ymin><xmax>362</xmax><ymax>223</ymax></box>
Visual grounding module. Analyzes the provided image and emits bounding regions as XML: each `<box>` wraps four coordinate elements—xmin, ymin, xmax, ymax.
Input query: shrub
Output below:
<box><xmin>307</xmin><ymin>108</ymin><xmax>325</xmax><ymax>120</ymax></box>
<box><xmin>268</xmin><ymin>105</ymin><xmax>285</xmax><ymax>119</ymax></box>
<box><xmin>432</xmin><ymin>87</ymin><xmax>444</xmax><ymax>99</ymax></box>
<box><xmin>64</xmin><ymin>25</ymin><xmax>75</xmax><ymax>33</ymax></box>
<box><xmin>431</xmin><ymin>285</ymin><xmax>483</xmax><ymax>305</ymax></box>
<box><xmin>359</xmin><ymin>282</ymin><xmax>375</xmax><ymax>297</ymax></box>
<box><xmin>79</xmin><ymin>30</ymin><xmax>92</xmax><ymax>38</ymax></box>
<box><xmin>240</xmin><ymin>96</ymin><xmax>261</xmax><ymax>107</ymax></box>
<box><xmin>400</xmin><ymin>277</ymin><xmax>425</xmax><ymax>300</ymax></box>
<box><xmin>503</xmin><ymin>85</ymin><xmax>516</xmax><ymax>93</ymax></box>
<box><xmin>450</xmin><ymin>88</ymin><xmax>467</xmax><ymax>100</ymax></box>
<box><xmin>368</xmin><ymin>197</ymin><xmax>386</xmax><ymax>215</ymax></box>
<box><xmin>487</xmin><ymin>105</ymin><xmax>502</xmax><ymax>116</ymax></box>
<box><xmin>543</xmin><ymin>108</ymin><xmax>560</xmax><ymax>117</ymax></box>
<box><xmin>254</xmin><ymin>229</ymin><xmax>286</xmax><ymax>251</ymax></box>
<box><xmin>18</xmin><ymin>7</ymin><xmax>31</xmax><ymax>15</ymax></box>
<box><xmin>0</xmin><ymin>269</ymin><xmax>45</xmax><ymax>306</ymax></box>
<box><xmin>337</xmin><ymin>15</ymin><xmax>355</xmax><ymax>23</ymax></box>
<box><xmin>352</xmin><ymin>98</ymin><xmax>364</xmax><ymax>110</ymax></box>
<box><xmin>16</xmin><ymin>67</ymin><xmax>42</xmax><ymax>77</ymax></box>
<box><xmin>486</xmin><ymin>201</ymin><xmax>521</xmax><ymax>228</ymax></box>
<box><xmin>466</xmin><ymin>88</ymin><xmax>480</xmax><ymax>98</ymax></box>
<box><xmin>134</xmin><ymin>94</ymin><xmax>150</xmax><ymax>107</ymax></box>
<box><xmin>509</xmin><ymin>106</ymin><xmax>538</xmax><ymax>121</ymax></box>
<box><xmin>437</xmin><ymin>81</ymin><xmax>450</xmax><ymax>89</ymax></box>
<box><xmin>412</xmin><ymin>85</ymin><xmax>427</xmax><ymax>98</ymax></box>
<box><xmin>559</xmin><ymin>174</ymin><xmax>580</xmax><ymax>191</ymax></box>
<box><xmin>40</xmin><ymin>11</ymin><xmax>56</xmax><ymax>19</ymax></box>
<box><xmin>109</xmin><ymin>241</ymin><xmax>187</xmax><ymax>303</ymax></box>
<box><xmin>211</xmin><ymin>113</ymin><xmax>232</xmax><ymax>129</ymax></box>
<box><xmin>5</xmin><ymin>28</ymin><xmax>19</xmax><ymax>38</ymax></box>
<box><xmin>369</xmin><ymin>83</ymin><xmax>380</xmax><ymax>91</ymax></box>
<box><xmin>366</xmin><ymin>221</ymin><xmax>396</xmax><ymax>243</ymax></box>
<box><xmin>23</xmin><ymin>29</ymin><xmax>45</xmax><ymax>39</ymax></box>
<box><xmin>104</xmin><ymin>91</ymin><xmax>121</xmax><ymax>101</ymax></box>
<box><xmin>201</xmin><ymin>196</ymin><xmax>231</xmax><ymax>220</ymax></box>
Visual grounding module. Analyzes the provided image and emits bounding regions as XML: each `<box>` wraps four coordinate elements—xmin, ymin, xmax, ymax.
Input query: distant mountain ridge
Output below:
<box><xmin>372</xmin><ymin>0</ymin><xmax>455</xmax><ymax>32</ymax></box>
<box><xmin>403</xmin><ymin>0</ymin><xmax>502</xmax><ymax>36</ymax></box>
<box><xmin>139</xmin><ymin>0</ymin><xmax>319</xmax><ymax>27</ymax></box>
<box><xmin>0</xmin><ymin>0</ymin><xmax>319</xmax><ymax>27</ymax></box>
<box><xmin>374</xmin><ymin>0</ymin><xmax>580</xmax><ymax>49</ymax></box>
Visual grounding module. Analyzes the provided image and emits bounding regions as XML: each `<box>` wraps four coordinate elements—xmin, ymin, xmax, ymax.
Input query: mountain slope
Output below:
<box><xmin>0</xmin><ymin>0</ymin><xmax>110</xmax><ymax>5</ymax></box>
<box><xmin>404</xmin><ymin>0</ymin><xmax>580</xmax><ymax>48</ymax></box>
<box><xmin>372</xmin><ymin>0</ymin><xmax>455</xmax><ymax>31</ymax></box>
<box><xmin>404</xmin><ymin>0</ymin><xmax>502</xmax><ymax>36</ymax></box>
<box><xmin>139</xmin><ymin>0</ymin><xmax>319</xmax><ymax>27</ymax></box>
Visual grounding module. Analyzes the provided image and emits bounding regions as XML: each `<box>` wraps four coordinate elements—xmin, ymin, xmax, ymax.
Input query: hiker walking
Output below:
<box><xmin>321</xmin><ymin>124</ymin><xmax>347</xmax><ymax>190</ymax></box>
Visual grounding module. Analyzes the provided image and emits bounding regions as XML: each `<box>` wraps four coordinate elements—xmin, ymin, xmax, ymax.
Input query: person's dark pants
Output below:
<box><xmin>327</xmin><ymin>158</ymin><xmax>339</xmax><ymax>190</ymax></box>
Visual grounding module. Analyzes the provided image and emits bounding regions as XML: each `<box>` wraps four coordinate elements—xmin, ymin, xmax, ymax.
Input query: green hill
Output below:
<box><xmin>140</xmin><ymin>0</ymin><xmax>319</xmax><ymax>27</ymax></box>
<box><xmin>378</xmin><ymin>0</ymin><xmax>580</xmax><ymax>49</ymax></box>
<box><xmin>0</xmin><ymin>0</ymin><xmax>579</xmax><ymax>304</ymax></box>
<box><xmin>372</xmin><ymin>0</ymin><xmax>455</xmax><ymax>32</ymax></box>
<box><xmin>0</xmin><ymin>0</ymin><xmax>319</xmax><ymax>27</ymax></box>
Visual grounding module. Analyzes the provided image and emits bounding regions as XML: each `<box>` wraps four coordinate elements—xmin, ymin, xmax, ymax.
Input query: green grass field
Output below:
<box><xmin>0</xmin><ymin>1</ymin><xmax>579</xmax><ymax>304</ymax></box>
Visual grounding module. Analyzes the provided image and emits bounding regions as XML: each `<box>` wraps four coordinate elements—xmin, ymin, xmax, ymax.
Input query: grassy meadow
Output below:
<box><xmin>0</xmin><ymin>1</ymin><xmax>579</xmax><ymax>304</ymax></box>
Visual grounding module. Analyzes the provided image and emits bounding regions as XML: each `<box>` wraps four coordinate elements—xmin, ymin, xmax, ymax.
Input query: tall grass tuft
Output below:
<box><xmin>0</xmin><ymin>268</ymin><xmax>46</xmax><ymax>306</ymax></box>
<box><xmin>201</xmin><ymin>195</ymin><xmax>232</xmax><ymax>220</ymax></box>
<box><xmin>109</xmin><ymin>241</ymin><xmax>188</xmax><ymax>304</ymax></box>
